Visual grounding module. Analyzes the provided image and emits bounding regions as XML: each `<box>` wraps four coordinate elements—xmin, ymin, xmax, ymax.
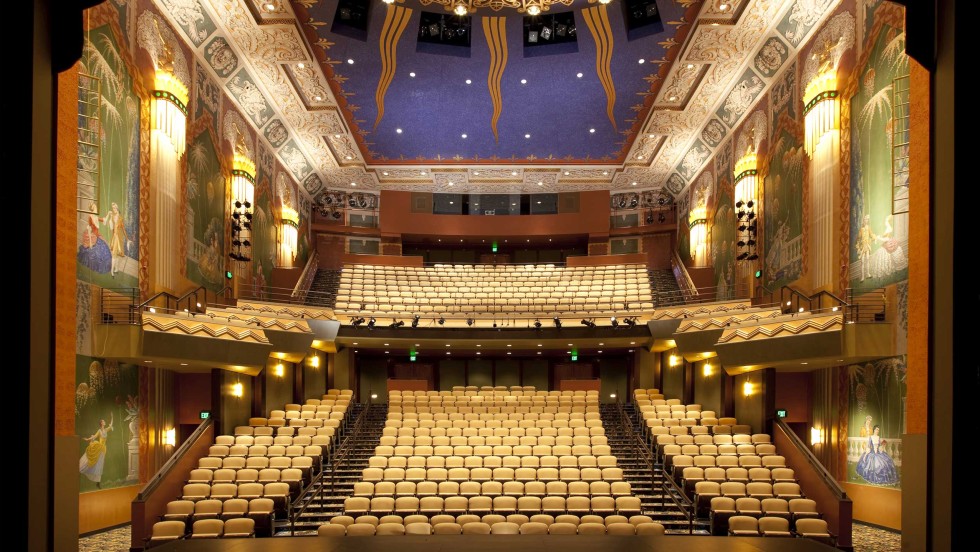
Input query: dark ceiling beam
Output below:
<box><xmin>51</xmin><ymin>0</ymin><xmax>109</xmax><ymax>73</ymax></box>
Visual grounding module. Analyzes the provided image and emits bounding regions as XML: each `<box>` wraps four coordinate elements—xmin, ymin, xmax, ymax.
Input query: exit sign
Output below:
<box><xmin>200</xmin><ymin>410</ymin><xmax>211</xmax><ymax>420</ymax></box>
<box><xmin>776</xmin><ymin>409</ymin><xmax>788</xmax><ymax>419</ymax></box>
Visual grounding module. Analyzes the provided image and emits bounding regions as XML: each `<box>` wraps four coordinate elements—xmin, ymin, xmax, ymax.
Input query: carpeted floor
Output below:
<box><xmin>79</xmin><ymin>521</ymin><xmax>902</xmax><ymax>551</ymax></box>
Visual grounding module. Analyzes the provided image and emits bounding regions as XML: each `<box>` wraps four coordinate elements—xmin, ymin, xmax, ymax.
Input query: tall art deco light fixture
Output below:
<box><xmin>280</xmin><ymin>204</ymin><xmax>299</xmax><ymax>264</ymax></box>
<box><xmin>151</xmin><ymin>20</ymin><xmax>188</xmax><ymax>158</ymax></box>
<box><xmin>802</xmin><ymin>48</ymin><xmax>839</xmax><ymax>157</ymax></box>
<box><xmin>688</xmin><ymin>203</ymin><xmax>708</xmax><ymax>266</ymax></box>
<box><xmin>229</xmin><ymin>132</ymin><xmax>254</xmax><ymax>263</ymax></box>
<box><xmin>734</xmin><ymin>134</ymin><xmax>759</xmax><ymax>261</ymax></box>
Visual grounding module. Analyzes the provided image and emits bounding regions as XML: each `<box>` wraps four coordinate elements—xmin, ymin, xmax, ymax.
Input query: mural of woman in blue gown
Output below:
<box><xmin>855</xmin><ymin>424</ymin><xmax>899</xmax><ymax>485</ymax></box>
<box><xmin>77</xmin><ymin>208</ymin><xmax>112</xmax><ymax>274</ymax></box>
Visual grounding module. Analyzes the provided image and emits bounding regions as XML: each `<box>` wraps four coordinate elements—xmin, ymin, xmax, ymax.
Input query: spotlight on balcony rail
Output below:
<box><xmin>351</xmin><ymin>317</ymin><xmax>365</xmax><ymax>327</ymax></box>
<box><xmin>534</xmin><ymin>319</ymin><xmax>542</xmax><ymax>329</ymax></box>
<box><xmin>581</xmin><ymin>319</ymin><xmax>596</xmax><ymax>328</ymax></box>
<box><xmin>553</xmin><ymin>317</ymin><xmax>562</xmax><ymax>328</ymax></box>
<box><xmin>438</xmin><ymin>317</ymin><xmax>446</xmax><ymax>325</ymax></box>
<box><xmin>390</xmin><ymin>320</ymin><xmax>405</xmax><ymax>328</ymax></box>
<box><xmin>610</xmin><ymin>317</ymin><xmax>619</xmax><ymax>328</ymax></box>
<box><xmin>624</xmin><ymin>317</ymin><xmax>637</xmax><ymax>328</ymax></box>
<box><xmin>467</xmin><ymin>318</ymin><xmax>475</xmax><ymax>326</ymax></box>
<box><xmin>367</xmin><ymin>317</ymin><xmax>376</xmax><ymax>329</ymax></box>
<box><xmin>412</xmin><ymin>315</ymin><xmax>421</xmax><ymax>328</ymax></box>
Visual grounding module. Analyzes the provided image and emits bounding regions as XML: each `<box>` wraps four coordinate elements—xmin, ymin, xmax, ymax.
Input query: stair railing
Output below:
<box><xmin>670</xmin><ymin>250</ymin><xmax>698</xmax><ymax>304</ymax></box>
<box><xmin>616</xmin><ymin>400</ymin><xmax>694</xmax><ymax>534</ymax></box>
<box><xmin>288</xmin><ymin>402</ymin><xmax>373</xmax><ymax>535</ymax></box>
<box><xmin>291</xmin><ymin>251</ymin><xmax>319</xmax><ymax>304</ymax></box>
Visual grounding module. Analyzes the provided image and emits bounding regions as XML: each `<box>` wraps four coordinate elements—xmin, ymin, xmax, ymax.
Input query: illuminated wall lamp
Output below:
<box><xmin>310</xmin><ymin>355</ymin><xmax>320</xmax><ymax>368</ymax></box>
<box><xmin>273</xmin><ymin>363</ymin><xmax>284</xmax><ymax>378</ymax></box>
<box><xmin>810</xmin><ymin>427</ymin><xmax>824</xmax><ymax>446</ymax></box>
<box><xmin>742</xmin><ymin>381</ymin><xmax>756</xmax><ymax>397</ymax></box>
<box><xmin>803</xmin><ymin>60</ymin><xmax>840</xmax><ymax>158</ymax></box>
<box><xmin>668</xmin><ymin>354</ymin><xmax>681</xmax><ymax>367</ymax></box>
<box><xmin>702</xmin><ymin>363</ymin><xmax>713</xmax><ymax>377</ymax></box>
<box><xmin>163</xmin><ymin>428</ymin><xmax>176</xmax><ymax>447</ymax></box>
<box><xmin>231</xmin><ymin>382</ymin><xmax>244</xmax><ymax>398</ymax></box>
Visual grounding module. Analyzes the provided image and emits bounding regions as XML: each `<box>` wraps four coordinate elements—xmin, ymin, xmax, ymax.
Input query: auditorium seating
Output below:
<box><xmin>316</xmin><ymin>512</ymin><xmax>667</xmax><ymax>536</ymax></box>
<box><xmin>333</xmin><ymin>263</ymin><xmax>654</xmax><ymax>318</ymax></box>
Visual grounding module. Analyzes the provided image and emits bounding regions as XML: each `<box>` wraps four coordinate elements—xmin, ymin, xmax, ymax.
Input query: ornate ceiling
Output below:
<box><xmin>154</xmin><ymin>0</ymin><xmax>842</xmax><ymax>200</ymax></box>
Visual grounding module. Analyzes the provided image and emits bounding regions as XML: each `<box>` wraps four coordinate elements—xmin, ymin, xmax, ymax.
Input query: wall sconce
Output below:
<box><xmin>150</xmin><ymin>21</ymin><xmax>188</xmax><ymax>158</ymax></box>
<box><xmin>163</xmin><ymin>428</ymin><xmax>176</xmax><ymax>447</ymax></box>
<box><xmin>273</xmin><ymin>363</ymin><xmax>284</xmax><ymax>378</ymax></box>
<box><xmin>803</xmin><ymin>51</ymin><xmax>840</xmax><ymax>157</ymax></box>
<box><xmin>810</xmin><ymin>426</ymin><xmax>824</xmax><ymax>445</ymax></box>
<box><xmin>310</xmin><ymin>355</ymin><xmax>320</xmax><ymax>368</ymax></box>
<box><xmin>231</xmin><ymin>381</ymin><xmax>244</xmax><ymax>398</ymax></box>
<box><xmin>668</xmin><ymin>354</ymin><xmax>681</xmax><ymax>367</ymax></box>
<box><xmin>703</xmin><ymin>363</ymin><xmax>713</xmax><ymax>377</ymax></box>
<box><xmin>688</xmin><ymin>206</ymin><xmax>708</xmax><ymax>266</ymax></box>
<box><xmin>280</xmin><ymin>205</ymin><xmax>299</xmax><ymax>264</ymax></box>
<box><xmin>742</xmin><ymin>381</ymin><xmax>755</xmax><ymax>396</ymax></box>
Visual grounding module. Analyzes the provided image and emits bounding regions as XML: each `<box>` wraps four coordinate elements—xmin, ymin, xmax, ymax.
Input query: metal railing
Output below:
<box><xmin>670</xmin><ymin>251</ymin><xmax>698</xmax><ymax>304</ymax></box>
<box><xmin>99</xmin><ymin>285</ymin><xmax>234</xmax><ymax>325</ymax></box>
<box><xmin>291</xmin><ymin>251</ymin><xmax>319</xmax><ymax>304</ymax></box>
<box><xmin>845</xmin><ymin>288</ymin><xmax>887</xmax><ymax>322</ymax></box>
<box><xmin>616</xmin><ymin>401</ymin><xmax>694</xmax><ymax>534</ymax></box>
<box><xmin>288</xmin><ymin>402</ymin><xmax>373</xmax><ymax>535</ymax></box>
<box><xmin>135</xmin><ymin>418</ymin><xmax>213</xmax><ymax>501</ymax></box>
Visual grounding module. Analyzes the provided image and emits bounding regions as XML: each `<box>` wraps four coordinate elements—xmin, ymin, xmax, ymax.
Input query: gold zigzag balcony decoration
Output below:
<box><xmin>232</xmin><ymin>303</ymin><xmax>338</xmax><ymax>320</ymax></box>
<box><xmin>649</xmin><ymin>301</ymin><xmax>754</xmax><ymax>320</ymax></box>
<box><xmin>716</xmin><ymin>314</ymin><xmax>844</xmax><ymax>344</ymax></box>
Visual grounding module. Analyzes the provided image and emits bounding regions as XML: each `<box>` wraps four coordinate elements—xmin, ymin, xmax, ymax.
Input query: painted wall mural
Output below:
<box><xmin>185</xmin><ymin>127</ymin><xmax>226</xmax><ymax>290</ymax></box>
<box><xmin>762</xmin><ymin>64</ymin><xmax>805</xmax><ymax>290</ymax></box>
<box><xmin>711</xmin><ymin>140</ymin><xmax>736</xmax><ymax>299</ymax></box>
<box><xmin>76</xmin><ymin>356</ymin><xmax>140</xmax><ymax>492</ymax></box>
<box><xmin>846</xmin><ymin>355</ymin><xmax>906</xmax><ymax>488</ymax></box>
<box><xmin>76</xmin><ymin>24</ymin><xmax>141</xmax><ymax>289</ymax></box>
<box><xmin>677</xmin><ymin>189</ymin><xmax>692</xmax><ymax>267</ymax></box>
<box><xmin>848</xmin><ymin>14</ymin><xmax>909</xmax><ymax>292</ymax></box>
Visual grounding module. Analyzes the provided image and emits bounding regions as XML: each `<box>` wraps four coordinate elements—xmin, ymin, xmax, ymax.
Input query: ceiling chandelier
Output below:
<box><xmin>388</xmin><ymin>0</ymin><xmax>611</xmax><ymax>17</ymax></box>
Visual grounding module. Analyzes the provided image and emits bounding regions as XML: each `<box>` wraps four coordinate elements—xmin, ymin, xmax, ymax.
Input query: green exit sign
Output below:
<box><xmin>200</xmin><ymin>410</ymin><xmax>211</xmax><ymax>420</ymax></box>
<box><xmin>776</xmin><ymin>409</ymin><xmax>787</xmax><ymax>419</ymax></box>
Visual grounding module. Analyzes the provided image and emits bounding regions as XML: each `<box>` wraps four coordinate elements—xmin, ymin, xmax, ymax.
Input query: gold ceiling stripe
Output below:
<box><xmin>374</xmin><ymin>5</ymin><xmax>413</xmax><ymax>129</ymax></box>
<box><xmin>583</xmin><ymin>5</ymin><xmax>617</xmax><ymax>132</ymax></box>
<box><xmin>483</xmin><ymin>16</ymin><xmax>508</xmax><ymax>143</ymax></box>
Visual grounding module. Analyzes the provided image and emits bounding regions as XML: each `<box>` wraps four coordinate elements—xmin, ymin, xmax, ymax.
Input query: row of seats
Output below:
<box><xmin>233</xmin><ymin>424</ymin><xmax>339</xmax><ymax>437</ymax></box>
<box><xmin>653</xmin><ymin>432</ymin><xmax>771</xmax><ymax>445</ymax></box>
<box><xmin>387</xmin><ymin>407</ymin><xmax>599</xmax><ymax>415</ymax></box>
<box><xmin>198</xmin><ymin>455</ymin><xmax>313</xmax><ymax>472</ymax></box>
<box><xmin>384</xmin><ymin>425</ymin><xmax>605</xmax><ymax>437</ymax></box>
<box><xmin>352</xmin><ymin>480</ymin><xmax>632</xmax><ymax>498</ymax></box>
<box><xmin>390</xmin><ymin>397</ymin><xmax>600</xmax><ymax>404</ymax></box>
<box><xmin>361</xmin><ymin>466</ymin><xmax>625</xmax><ymax>482</ymax></box>
<box><xmin>666</xmin><ymin>455</ymin><xmax>787</xmax><ymax>480</ymax></box>
<box><xmin>318</xmin><ymin>512</ymin><xmax>666</xmax><ymax>536</ymax></box>
<box><xmin>146</xmin><ymin>518</ymin><xmax>256</xmax><ymax>546</ymax></box>
<box><xmin>386</xmin><ymin>412</ymin><xmax>601</xmax><ymax>421</ymax></box>
<box><xmin>693</xmin><ymin>481</ymin><xmax>805</xmax><ymax>516</ymax></box>
<box><xmin>160</xmin><ymin>498</ymin><xmax>271</xmax><ymax>528</ymax></box>
<box><xmin>180</xmin><ymin>482</ymin><xmax>291</xmax><ymax>507</ymax></box>
<box><xmin>207</xmin><ymin>444</ymin><xmax>324</xmax><ymax>459</ymax></box>
<box><xmin>373</xmin><ymin>444</ymin><xmax>612</xmax><ymax>456</ymax></box>
<box><xmin>382</xmin><ymin>428</ymin><xmax>609</xmax><ymax>440</ymax></box>
<box><xmin>709</xmin><ymin>497</ymin><xmax>822</xmax><ymax>534</ymax></box>
<box><xmin>367</xmin><ymin>452</ymin><xmax>615</xmax><ymax>467</ymax></box>
<box><xmin>215</xmin><ymin>434</ymin><xmax>333</xmax><ymax>447</ymax></box>
<box><xmin>342</xmin><ymin>495</ymin><xmax>644</xmax><ymax>516</ymax></box>
<box><xmin>663</xmin><ymin>443</ymin><xmax>778</xmax><ymax>458</ymax></box>
<box><xmin>399</xmin><ymin>386</ymin><xmax>585</xmax><ymax>394</ymax></box>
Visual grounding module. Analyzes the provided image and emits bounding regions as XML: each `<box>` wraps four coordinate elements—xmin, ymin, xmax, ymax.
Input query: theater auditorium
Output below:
<box><xmin>18</xmin><ymin>0</ymin><xmax>964</xmax><ymax>551</ymax></box>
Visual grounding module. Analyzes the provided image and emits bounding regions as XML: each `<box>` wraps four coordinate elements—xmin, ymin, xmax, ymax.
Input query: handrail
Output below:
<box><xmin>616</xmin><ymin>401</ymin><xmax>693</xmax><ymax>534</ymax></box>
<box><xmin>773</xmin><ymin>418</ymin><xmax>847</xmax><ymax>500</ymax></box>
<box><xmin>670</xmin><ymin>250</ymin><xmax>698</xmax><ymax>303</ymax></box>
<box><xmin>292</xmin><ymin>250</ymin><xmax>319</xmax><ymax>302</ymax></box>
<box><xmin>289</xmin><ymin>402</ymin><xmax>373</xmax><ymax>534</ymax></box>
<box><xmin>135</xmin><ymin>417</ymin><xmax>213</xmax><ymax>500</ymax></box>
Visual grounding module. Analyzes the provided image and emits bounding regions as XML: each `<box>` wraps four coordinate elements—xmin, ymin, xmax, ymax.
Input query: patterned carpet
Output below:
<box><xmin>79</xmin><ymin>521</ymin><xmax>902</xmax><ymax>550</ymax></box>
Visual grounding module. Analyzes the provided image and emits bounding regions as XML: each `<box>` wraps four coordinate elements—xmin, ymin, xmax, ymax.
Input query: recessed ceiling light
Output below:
<box><xmin>448</xmin><ymin>182</ymin><xmax>454</xmax><ymax>186</ymax></box>
<box><xmin>589</xmin><ymin>128</ymin><xmax>595</xmax><ymax>133</ymax></box>
<box><xmin>461</xmin><ymin>134</ymin><xmax>467</xmax><ymax>139</ymax></box>
<box><xmin>537</xmin><ymin>352</ymin><xmax>541</xmax><ymax>355</ymax></box>
<box><xmin>669</xmin><ymin>96</ymin><xmax>678</xmax><ymax>101</ymax></box>
<box><xmin>477</xmin><ymin>344</ymin><xmax>481</xmax><ymax>347</ymax></box>
<box><xmin>396</xmin><ymin>128</ymin><xmax>403</xmax><ymax>134</ymax></box>
<box><xmin>507</xmin><ymin>352</ymin><xmax>512</xmax><ymax>355</ymax></box>
<box><xmin>598</xmin><ymin>350</ymin><xmax>603</xmax><ymax>353</ymax></box>
<box><xmin>507</xmin><ymin>344</ymin><xmax>512</xmax><ymax>347</ymax></box>
<box><xmin>347</xmin><ymin>58</ymin><xmax>354</xmax><ymax>64</ymax></box>
<box><xmin>384</xmin><ymin>343</ymin><xmax>389</xmax><ymax>346</ymax></box>
<box><xmin>521</xmin><ymin>78</ymin><xmax>527</xmax><ymax>84</ymax></box>
<box><xmin>537</xmin><ymin>344</ymin><xmax>542</xmax><ymax>347</ymax></box>
<box><xmin>630</xmin><ymin>341</ymin><xmax>636</xmax><ymax>345</ymax></box>
<box><xmin>383</xmin><ymin>171</ymin><xmax>389</xmax><ymax>176</ymax></box>
<box><xmin>466</xmin><ymin>79</ymin><xmax>472</xmax><ymax>84</ymax></box>
<box><xmin>438</xmin><ymin>239</ymin><xmax>441</xmax><ymax>242</ymax></box>
<box><xmin>297</xmin><ymin>63</ymin><xmax>305</xmax><ymax>69</ymax></box>
<box><xmin>564</xmin><ymin>171</ymin><xmax>570</xmax><ymax>175</ymax></box>
<box><xmin>410</xmin><ymin>72</ymin><xmax>416</xmax><ymax>77</ymax></box>
<box><xmin>511</xmin><ymin>171</ymin><xmax>518</xmax><ymax>176</ymax></box>
<box><xmin>599</xmin><ymin>343</ymin><xmax>604</xmax><ymax>346</ymax></box>
<box><xmin>537</xmin><ymin>181</ymin><xmax>543</xmax><ymax>186</ymax></box>
<box><xmin>576</xmin><ymin>72</ymin><xmax>583</xmax><ymax>78</ymax></box>
<box><xmin>711</xmin><ymin>22</ymin><xmax>719</xmax><ymax>26</ymax></box>
<box><xmin>476</xmin><ymin>351</ymin><xmax>481</xmax><ymax>355</ymax></box>
<box><xmin>632</xmin><ymin>182</ymin><xmax>637</xmax><ymax>186</ymax></box>
<box><xmin>637</xmin><ymin>155</ymin><xmax>644</xmax><ymax>159</ymax></box>
<box><xmin>263</xmin><ymin>3</ymin><xmax>275</xmax><ymax>12</ymax></box>
<box><xmin>314</xmin><ymin>95</ymin><xmax>322</xmax><ymax>101</ymax></box>
<box><xmin>335</xmin><ymin>134</ymin><xmax>341</xmax><ymax>138</ymax></box>
<box><xmin>686</xmin><ymin>64</ymin><xmax>695</xmax><ymax>69</ymax></box>
<box><xmin>385</xmin><ymin>351</ymin><xmax>389</xmax><ymax>354</ymax></box>
<box><xmin>525</xmin><ymin>133</ymin><xmax>531</xmax><ymax>139</ymax></box>
<box><xmin>353</xmin><ymin>343</ymin><xmax>358</xmax><ymax>345</ymax></box>
<box><xmin>638</xmin><ymin>59</ymin><xmax>645</xmax><ymax>64</ymax></box>
<box><xmin>648</xmin><ymin>134</ymin><xmax>656</xmax><ymax>138</ymax></box>
<box><xmin>420</xmin><ymin>171</ymin><xmax>426</xmax><ymax>175</ymax></box>
<box><xmin>345</xmin><ymin>155</ymin><xmax>352</xmax><ymax>160</ymax></box>
<box><xmin>350</xmin><ymin>182</ymin><xmax>357</xmax><ymax>187</ymax></box>
<box><xmin>446</xmin><ymin>344</ymin><xmax>450</xmax><ymax>347</ymax></box>
<box><xmin>801</xmin><ymin>362</ymin><xmax>808</xmax><ymax>365</ymax></box>
<box><xmin>460</xmin><ymin>239</ymin><xmax>464</xmax><ymax>242</ymax></box>
<box><xmin>446</xmin><ymin>352</ymin><xmax>451</xmax><ymax>355</ymax></box>
<box><xmin>180</xmin><ymin>363</ymin><xmax>188</xmax><ymax>366</ymax></box>
<box><xmin>719</xmin><ymin>3</ymin><xmax>730</xmax><ymax>11</ymax></box>
<box><xmin>568</xmin><ymin>343</ymin><xmax>573</xmax><ymax>346</ymax></box>
<box><xmin>536</xmin><ymin>201</ymin><xmax>541</xmax><ymax>204</ymax></box>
